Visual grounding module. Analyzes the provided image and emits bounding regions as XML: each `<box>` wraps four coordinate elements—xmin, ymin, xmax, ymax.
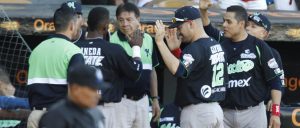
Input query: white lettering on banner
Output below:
<box><xmin>228</xmin><ymin>60</ymin><xmax>254</xmax><ymax>74</ymax></box>
<box><xmin>228</xmin><ymin>77</ymin><xmax>252</xmax><ymax>88</ymax></box>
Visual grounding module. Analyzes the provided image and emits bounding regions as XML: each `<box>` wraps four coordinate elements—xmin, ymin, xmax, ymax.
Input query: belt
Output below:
<box><xmin>227</xmin><ymin>103</ymin><xmax>259</xmax><ymax>110</ymax></box>
<box><xmin>33</xmin><ymin>107</ymin><xmax>47</xmax><ymax>111</ymax></box>
<box><xmin>123</xmin><ymin>94</ymin><xmax>146</xmax><ymax>101</ymax></box>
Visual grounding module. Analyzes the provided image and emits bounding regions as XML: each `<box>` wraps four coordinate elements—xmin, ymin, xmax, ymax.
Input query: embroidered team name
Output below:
<box><xmin>81</xmin><ymin>47</ymin><xmax>104</xmax><ymax>66</ymax></box>
<box><xmin>228</xmin><ymin>60</ymin><xmax>254</xmax><ymax>74</ymax></box>
<box><xmin>210</xmin><ymin>44</ymin><xmax>225</xmax><ymax>65</ymax></box>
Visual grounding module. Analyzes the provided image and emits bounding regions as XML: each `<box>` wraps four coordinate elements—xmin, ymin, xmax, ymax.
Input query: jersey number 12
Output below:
<box><xmin>212</xmin><ymin>63</ymin><xmax>224</xmax><ymax>87</ymax></box>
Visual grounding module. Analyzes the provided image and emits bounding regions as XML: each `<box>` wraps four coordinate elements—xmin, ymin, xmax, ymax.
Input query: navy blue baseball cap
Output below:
<box><xmin>67</xmin><ymin>65</ymin><xmax>108</xmax><ymax>90</ymax></box>
<box><xmin>61</xmin><ymin>1</ymin><xmax>82</xmax><ymax>14</ymax></box>
<box><xmin>248</xmin><ymin>12</ymin><xmax>271</xmax><ymax>32</ymax></box>
<box><xmin>169</xmin><ymin>6</ymin><xmax>201</xmax><ymax>28</ymax></box>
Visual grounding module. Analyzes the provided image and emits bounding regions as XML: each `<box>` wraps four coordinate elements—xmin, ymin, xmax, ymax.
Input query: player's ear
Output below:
<box><xmin>238</xmin><ymin>20</ymin><xmax>246</xmax><ymax>29</ymax></box>
<box><xmin>69</xmin><ymin>20</ymin><xmax>75</xmax><ymax>32</ymax></box>
<box><xmin>263</xmin><ymin>30</ymin><xmax>269</xmax><ymax>40</ymax></box>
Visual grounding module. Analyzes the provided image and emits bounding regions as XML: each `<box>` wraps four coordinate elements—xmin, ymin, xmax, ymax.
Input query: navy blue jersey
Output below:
<box><xmin>264</xmin><ymin>48</ymin><xmax>285</xmax><ymax>102</ymax></box>
<box><xmin>76</xmin><ymin>38</ymin><xmax>142</xmax><ymax>102</ymax></box>
<box><xmin>39</xmin><ymin>99</ymin><xmax>104</xmax><ymax>128</ymax></box>
<box><xmin>271</xmin><ymin>48</ymin><xmax>285</xmax><ymax>87</ymax></box>
<box><xmin>158</xmin><ymin>103</ymin><xmax>181</xmax><ymax>128</ymax></box>
<box><xmin>174</xmin><ymin>38</ymin><xmax>227</xmax><ymax>107</ymax></box>
<box><xmin>204</xmin><ymin>24</ymin><xmax>282</xmax><ymax>108</ymax></box>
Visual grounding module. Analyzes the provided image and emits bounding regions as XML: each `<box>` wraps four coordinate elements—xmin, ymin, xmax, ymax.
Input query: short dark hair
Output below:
<box><xmin>116</xmin><ymin>3</ymin><xmax>140</xmax><ymax>18</ymax></box>
<box><xmin>53</xmin><ymin>7</ymin><xmax>77</xmax><ymax>32</ymax></box>
<box><xmin>226</xmin><ymin>5</ymin><xmax>248</xmax><ymax>26</ymax></box>
<box><xmin>88</xmin><ymin>7</ymin><xmax>109</xmax><ymax>32</ymax></box>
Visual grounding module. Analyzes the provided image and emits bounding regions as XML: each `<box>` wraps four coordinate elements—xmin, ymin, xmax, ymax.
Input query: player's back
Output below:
<box><xmin>76</xmin><ymin>38</ymin><xmax>142</xmax><ymax>103</ymax></box>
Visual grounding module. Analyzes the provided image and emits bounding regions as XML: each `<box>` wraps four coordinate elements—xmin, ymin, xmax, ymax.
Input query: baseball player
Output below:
<box><xmin>75</xmin><ymin>7</ymin><xmax>143</xmax><ymax>128</ymax></box>
<box><xmin>246</xmin><ymin>12</ymin><xmax>285</xmax><ymax>125</ymax></box>
<box><xmin>199</xmin><ymin>0</ymin><xmax>283</xmax><ymax>128</ymax></box>
<box><xmin>39</xmin><ymin>65</ymin><xmax>105</xmax><ymax>128</ymax></box>
<box><xmin>110</xmin><ymin>3</ymin><xmax>160</xmax><ymax>128</ymax></box>
<box><xmin>27</xmin><ymin>5</ymin><xmax>84</xmax><ymax>128</ymax></box>
<box><xmin>155</xmin><ymin>6</ymin><xmax>227</xmax><ymax>128</ymax></box>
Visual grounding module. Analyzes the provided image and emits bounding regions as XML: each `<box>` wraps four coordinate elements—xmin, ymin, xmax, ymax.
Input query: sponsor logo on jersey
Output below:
<box><xmin>210</xmin><ymin>44</ymin><xmax>225</xmax><ymax>65</ymax></box>
<box><xmin>81</xmin><ymin>47</ymin><xmax>104</xmax><ymax>66</ymax></box>
<box><xmin>268</xmin><ymin>58</ymin><xmax>279</xmax><ymax>69</ymax></box>
<box><xmin>160</xmin><ymin>117</ymin><xmax>174</xmax><ymax>122</ymax></box>
<box><xmin>228</xmin><ymin>77</ymin><xmax>252</xmax><ymax>88</ymax></box>
<box><xmin>200</xmin><ymin>85</ymin><xmax>212</xmax><ymax>98</ymax></box>
<box><xmin>182</xmin><ymin>54</ymin><xmax>194</xmax><ymax>68</ymax></box>
<box><xmin>240</xmin><ymin>49</ymin><xmax>256</xmax><ymax>59</ymax></box>
<box><xmin>228</xmin><ymin>60</ymin><xmax>254</xmax><ymax>74</ymax></box>
<box><xmin>211</xmin><ymin>87</ymin><xmax>226</xmax><ymax>93</ymax></box>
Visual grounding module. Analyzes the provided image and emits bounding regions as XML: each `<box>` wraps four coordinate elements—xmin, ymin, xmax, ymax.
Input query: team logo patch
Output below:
<box><xmin>240</xmin><ymin>49</ymin><xmax>256</xmax><ymax>59</ymax></box>
<box><xmin>182</xmin><ymin>54</ymin><xmax>194</xmax><ymax>68</ymax></box>
<box><xmin>268</xmin><ymin>58</ymin><xmax>279</xmax><ymax>69</ymax></box>
<box><xmin>145</xmin><ymin>49</ymin><xmax>150</xmax><ymax>57</ymax></box>
<box><xmin>67</xmin><ymin>2</ymin><xmax>76</xmax><ymax>9</ymax></box>
<box><xmin>200</xmin><ymin>85</ymin><xmax>211</xmax><ymax>98</ymax></box>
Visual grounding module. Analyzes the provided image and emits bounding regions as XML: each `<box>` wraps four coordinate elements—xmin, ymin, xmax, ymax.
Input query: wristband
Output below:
<box><xmin>132</xmin><ymin>46</ymin><xmax>141</xmax><ymax>58</ymax></box>
<box><xmin>171</xmin><ymin>48</ymin><xmax>182</xmax><ymax>58</ymax></box>
<box><xmin>272</xmin><ymin>104</ymin><xmax>280</xmax><ymax>116</ymax></box>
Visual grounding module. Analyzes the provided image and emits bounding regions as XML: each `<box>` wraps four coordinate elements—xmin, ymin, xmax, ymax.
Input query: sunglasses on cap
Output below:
<box><xmin>171</xmin><ymin>17</ymin><xmax>191</xmax><ymax>23</ymax></box>
<box><xmin>248</xmin><ymin>13</ymin><xmax>268</xmax><ymax>30</ymax></box>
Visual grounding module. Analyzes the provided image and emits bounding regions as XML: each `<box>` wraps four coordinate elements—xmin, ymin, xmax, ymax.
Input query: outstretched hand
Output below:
<box><xmin>199</xmin><ymin>0</ymin><xmax>212</xmax><ymax>10</ymax></box>
<box><xmin>127</xmin><ymin>29</ymin><xmax>144</xmax><ymax>47</ymax></box>
<box><xmin>154</xmin><ymin>20</ymin><xmax>166</xmax><ymax>43</ymax></box>
<box><xmin>165</xmin><ymin>28</ymin><xmax>181</xmax><ymax>51</ymax></box>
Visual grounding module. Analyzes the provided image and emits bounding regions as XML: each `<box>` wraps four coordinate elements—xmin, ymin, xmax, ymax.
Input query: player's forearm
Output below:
<box><xmin>199</xmin><ymin>9</ymin><xmax>210</xmax><ymax>26</ymax></box>
<box><xmin>271</xmin><ymin>90</ymin><xmax>282</xmax><ymax>105</ymax></box>
<box><xmin>156</xmin><ymin>40</ymin><xmax>180</xmax><ymax>75</ymax></box>
<box><xmin>150</xmin><ymin>69</ymin><xmax>158</xmax><ymax>97</ymax></box>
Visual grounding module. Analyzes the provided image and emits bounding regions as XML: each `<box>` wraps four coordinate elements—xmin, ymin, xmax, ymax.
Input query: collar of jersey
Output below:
<box><xmin>48</xmin><ymin>34</ymin><xmax>72</xmax><ymax>42</ymax></box>
<box><xmin>117</xmin><ymin>30</ymin><xmax>129</xmax><ymax>42</ymax></box>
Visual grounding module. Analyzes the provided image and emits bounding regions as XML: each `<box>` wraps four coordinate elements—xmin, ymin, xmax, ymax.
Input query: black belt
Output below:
<box><xmin>123</xmin><ymin>94</ymin><xmax>146</xmax><ymax>101</ymax></box>
<box><xmin>227</xmin><ymin>103</ymin><xmax>259</xmax><ymax>110</ymax></box>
